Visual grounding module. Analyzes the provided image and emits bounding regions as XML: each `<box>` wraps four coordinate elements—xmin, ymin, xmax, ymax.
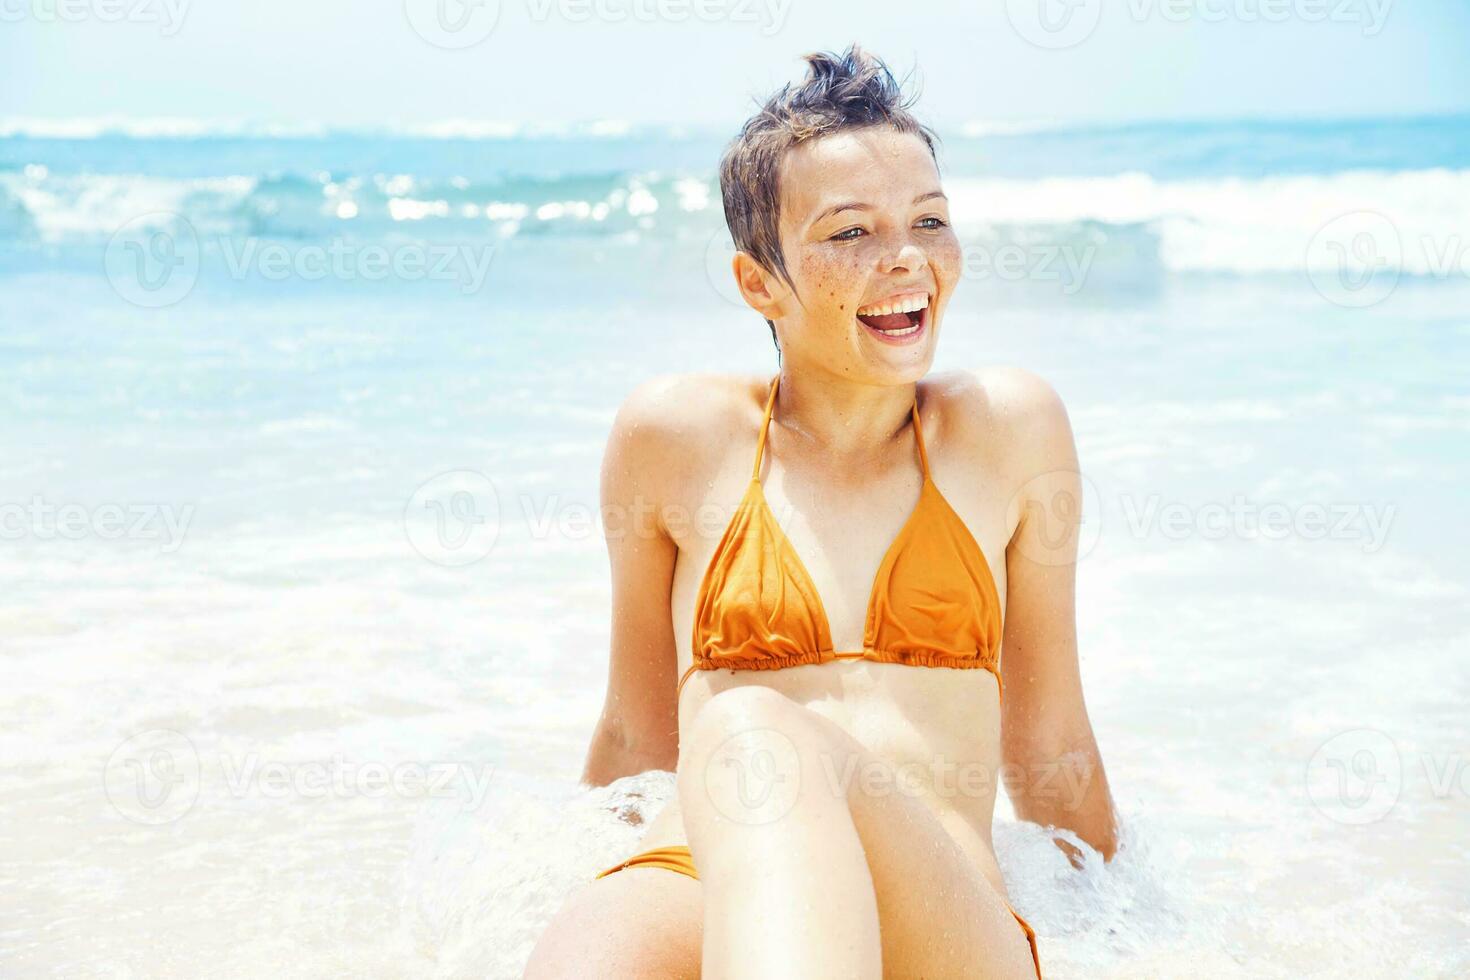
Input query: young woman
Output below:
<box><xmin>526</xmin><ymin>45</ymin><xmax>1119</xmax><ymax>980</ymax></box>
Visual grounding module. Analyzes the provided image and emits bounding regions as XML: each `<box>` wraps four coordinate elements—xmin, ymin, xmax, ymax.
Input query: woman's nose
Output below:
<box><xmin>884</xmin><ymin>241</ymin><xmax>929</xmax><ymax>274</ymax></box>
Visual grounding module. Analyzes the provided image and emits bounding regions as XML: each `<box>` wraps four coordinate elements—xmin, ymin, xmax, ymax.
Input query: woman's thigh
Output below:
<box><xmin>679</xmin><ymin>685</ymin><xmax>1036</xmax><ymax>979</ymax></box>
<box><xmin>522</xmin><ymin>863</ymin><xmax>702</xmax><ymax>980</ymax></box>
<box><xmin>836</xmin><ymin>727</ymin><xmax>1036</xmax><ymax>978</ymax></box>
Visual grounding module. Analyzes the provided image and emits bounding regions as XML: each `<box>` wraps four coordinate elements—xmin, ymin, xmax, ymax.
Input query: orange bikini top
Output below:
<box><xmin>678</xmin><ymin>374</ymin><xmax>1004</xmax><ymax>700</ymax></box>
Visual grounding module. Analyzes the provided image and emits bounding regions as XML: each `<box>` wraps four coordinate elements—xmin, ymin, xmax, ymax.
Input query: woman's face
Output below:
<box><xmin>762</xmin><ymin>126</ymin><xmax>961</xmax><ymax>381</ymax></box>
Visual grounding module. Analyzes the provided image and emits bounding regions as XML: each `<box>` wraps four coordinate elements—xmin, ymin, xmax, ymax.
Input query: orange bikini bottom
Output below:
<box><xmin>595</xmin><ymin>844</ymin><xmax>1041</xmax><ymax>979</ymax></box>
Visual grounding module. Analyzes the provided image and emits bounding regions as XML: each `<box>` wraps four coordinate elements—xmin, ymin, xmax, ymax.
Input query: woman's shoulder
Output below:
<box><xmin>612</xmin><ymin>371</ymin><xmax>767</xmax><ymax>430</ymax></box>
<box><xmin>926</xmin><ymin>366</ymin><xmax>1076</xmax><ymax>471</ymax></box>
<box><xmin>605</xmin><ymin>371</ymin><xmax>770</xmax><ymax>474</ymax></box>
<box><xmin>926</xmin><ymin>364</ymin><xmax>1068</xmax><ymax>420</ymax></box>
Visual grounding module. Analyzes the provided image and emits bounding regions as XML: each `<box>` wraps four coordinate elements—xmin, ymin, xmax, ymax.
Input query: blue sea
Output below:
<box><xmin>2</xmin><ymin>116</ymin><xmax>1467</xmax><ymax>978</ymax></box>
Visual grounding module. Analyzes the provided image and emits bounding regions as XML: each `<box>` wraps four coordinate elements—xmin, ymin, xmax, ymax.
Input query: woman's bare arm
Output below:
<box><xmin>580</xmin><ymin>378</ymin><xmax>685</xmax><ymax>787</ymax></box>
<box><xmin>994</xmin><ymin>369</ymin><xmax>1120</xmax><ymax>864</ymax></box>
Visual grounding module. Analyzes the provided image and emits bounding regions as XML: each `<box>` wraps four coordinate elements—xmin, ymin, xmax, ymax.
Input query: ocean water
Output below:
<box><xmin>1</xmin><ymin>115</ymin><xmax>1468</xmax><ymax>977</ymax></box>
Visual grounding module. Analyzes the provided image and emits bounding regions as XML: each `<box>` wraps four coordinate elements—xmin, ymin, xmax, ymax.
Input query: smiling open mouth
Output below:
<box><xmin>856</xmin><ymin>291</ymin><xmax>929</xmax><ymax>340</ymax></box>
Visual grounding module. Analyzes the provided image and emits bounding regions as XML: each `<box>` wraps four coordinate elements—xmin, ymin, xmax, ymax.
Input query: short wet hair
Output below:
<box><xmin>718</xmin><ymin>44</ymin><xmax>939</xmax><ymax>350</ymax></box>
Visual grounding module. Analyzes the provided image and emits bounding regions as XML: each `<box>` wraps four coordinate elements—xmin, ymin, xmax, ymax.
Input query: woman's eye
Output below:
<box><xmin>917</xmin><ymin>216</ymin><xmax>948</xmax><ymax>230</ymax></box>
<box><xmin>831</xmin><ymin>227</ymin><xmax>865</xmax><ymax>242</ymax></box>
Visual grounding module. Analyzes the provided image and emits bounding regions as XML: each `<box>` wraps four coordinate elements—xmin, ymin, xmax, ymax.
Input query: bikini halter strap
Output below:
<box><xmin>751</xmin><ymin>373</ymin><xmax>931</xmax><ymax>482</ymax></box>
<box><xmin>911</xmin><ymin>390</ymin><xmax>931</xmax><ymax>478</ymax></box>
<box><xmin>751</xmin><ymin>373</ymin><xmax>781</xmax><ymax>481</ymax></box>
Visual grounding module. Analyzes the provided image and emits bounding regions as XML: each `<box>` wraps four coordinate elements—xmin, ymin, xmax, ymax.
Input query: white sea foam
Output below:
<box><xmin>944</xmin><ymin>168</ymin><xmax>1470</xmax><ymax>274</ymax></box>
<box><xmin>6</xmin><ymin>167</ymin><xmax>1467</xmax><ymax>280</ymax></box>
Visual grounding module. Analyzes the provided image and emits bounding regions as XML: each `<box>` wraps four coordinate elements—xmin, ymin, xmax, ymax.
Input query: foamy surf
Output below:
<box><xmin>398</xmin><ymin>768</ymin><xmax>1187</xmax><ymax>979</ymax></box>
<box><xmin>4</xmin><ymin>165</ymin><xmax>1466</xmax><ymax>280</ymax></box>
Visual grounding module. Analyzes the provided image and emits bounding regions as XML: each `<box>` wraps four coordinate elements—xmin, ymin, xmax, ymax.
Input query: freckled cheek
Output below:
<box><xmin>798</xmin><ymin>251</ymin><xmax>866</xmax><ymax>318</ymax></box>
<box><xmin>928</xmin><ymin>238</ymin><xmax>962</xmax><ymax>295</ymax></box>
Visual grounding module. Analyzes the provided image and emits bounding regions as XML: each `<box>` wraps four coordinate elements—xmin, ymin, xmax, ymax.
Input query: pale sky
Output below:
<box><xmin>3</xmin><ymin>0</ymin><xmax>1468</xmax><ymax>128</ymax></box>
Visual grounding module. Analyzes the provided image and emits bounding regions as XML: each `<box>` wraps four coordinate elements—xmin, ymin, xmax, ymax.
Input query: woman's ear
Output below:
<box><xmin>731</xmin><ymin>250</ymin><xmax>789</xmax><ymax>320</ymax></box>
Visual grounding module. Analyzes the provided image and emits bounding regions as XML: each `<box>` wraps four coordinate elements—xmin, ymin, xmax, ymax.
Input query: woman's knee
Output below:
<box><xmin>677</xmin><ymin>685</ymin><xmax>855</xmax><ymax>832</ymax></box>
<box><xmin>684</xmin><ymin>684</ymin><xmax>790</xmax><ymax>743</ymax></box>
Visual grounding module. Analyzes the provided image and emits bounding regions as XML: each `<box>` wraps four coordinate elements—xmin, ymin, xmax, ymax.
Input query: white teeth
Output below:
<box><xmin>873</xmin><ymin>321</ymin><xmax>922</xmax><ymax>336</ymax></box>
<box><xmin>856</xmin><ymin>292</ymin><xmax>929</xmax><ymax>317</ymax></box>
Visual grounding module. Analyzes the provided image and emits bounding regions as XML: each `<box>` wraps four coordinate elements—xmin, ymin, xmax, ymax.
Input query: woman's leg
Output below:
<box><xmin>678</xmin><ymin>685</ymin><xmax>1038</xmax><ymax>980</ymax></box>
<box><xmin>523</xmin><ymin>861</ymin><xmax>702</xmax><ymax>979</ymax></box>
<box><xmin>679</xmin><ymin>687</ymin><xmax>883</xmax><ymax>980</ymax></box>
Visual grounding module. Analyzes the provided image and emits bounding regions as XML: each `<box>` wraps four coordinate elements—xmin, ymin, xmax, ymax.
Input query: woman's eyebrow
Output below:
<box><xmin>811</xmin><ymin>190</ymin><xmax>949</xmax><ymax>225</ymax></box>
<box><xmin>811</xmin><ymin>201</ymin><xmax>870</xmax><ymax>224</ymax></box>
